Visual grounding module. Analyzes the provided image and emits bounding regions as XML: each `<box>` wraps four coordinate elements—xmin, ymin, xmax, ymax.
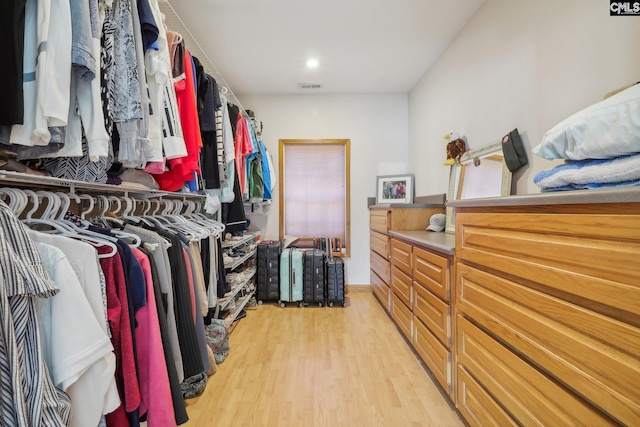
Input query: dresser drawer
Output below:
<box><xmin>413</xmin><ymin>315</ymin><xmax>451</xmax><ymax>394</ymax></box>
<box><xmin>413</xmin><ymin>246</ymin><xmax>450</xmax><ymax>301</ymax></box>
<box><xmin>391</xmin><ymin>293</ymin><xmax>412</xmax><ymax>342</ymax></box>
<box><xmin>370</xmin><ymin>251</ymin><xmax>390</xmax><ymax>284</ymax></box>
<box><xmin>390</xmin><ymin>238</ymin><xmax>412</xmax><ymax>275</ymax></box>
<box><xmin>369</xmin><ymin>209</ymin><xmax>389</xmax><ymax>234</ymax></box>
<box><xmin>413</xmin><ymin>280</ymin><xmax>450</xmax><ymax>347</ymax></box>
<box><xmin>391</xmin><ymin>265</ymin><xmax>411</xmax><ymax>308</ymax></box>
<box><xmin>457</xmin><ymin>316</ymin><xmax>614</xmax><ymax>426</ymax></box>
<box><xmin>457</xmin><ymin>366</ymin><xmax>517</xmax><ymax>427</ymax></box>
<box><xmin>458</xmin><ymin>263</ymin><xmax>640</xmax><ymax>425</ymax></box>
<box><xmin>371</xmin><ymin>270</ymin><xmax>390</xmax><ymax>312</ymax></box>
<box><xmin>370</xmin><ymin>230</ymin><xmax>390</xmax><ymax>260</ymax></box>
<box><xmin>456</xmin><ymin>211</ymin><xmax>640</xmax><ymax>318</ymax></box>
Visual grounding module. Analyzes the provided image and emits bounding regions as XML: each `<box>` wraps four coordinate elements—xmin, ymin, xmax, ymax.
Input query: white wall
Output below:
<box><xmin>409</xmin><ymin>0</ymin><xmax>640</xmax><ymax>196</ymax></box>
<box><xmin>238</xmin><ymin>94</ymin><xmax>409</xmax><ymax>285</ymax></box>
<box><xmin>237</xmin><ymin>0</ymin><xmax>640</xmax><ymax>285</ymax></box>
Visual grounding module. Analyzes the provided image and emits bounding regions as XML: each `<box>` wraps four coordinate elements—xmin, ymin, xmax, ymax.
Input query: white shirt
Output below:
<box><xmin>31</xmin><ymin>235</ymin><xmax>120</xmax><ymax>427</ymax></box>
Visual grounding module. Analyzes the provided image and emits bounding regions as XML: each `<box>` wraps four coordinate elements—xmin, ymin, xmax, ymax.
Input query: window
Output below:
<box><xmin>279</xmin><ymin>139</ymin><xmax>350</xmax><ymax>257</ymax></box>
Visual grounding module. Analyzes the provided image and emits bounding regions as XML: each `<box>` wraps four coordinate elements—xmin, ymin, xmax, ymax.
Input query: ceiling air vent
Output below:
<box><xmin>298</xmin><ymin>83</ymin><xmax>323</xmax><ymax>89</ymax></box>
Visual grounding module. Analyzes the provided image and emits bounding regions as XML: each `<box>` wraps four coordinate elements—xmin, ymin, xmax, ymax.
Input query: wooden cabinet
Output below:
<box><xmin>454</xmin><ymin>199</ymin><xmax>640</xmax><ymax>426</ymax></box>
<box><xmin>389</xmin><ymin>232</ymin><xmax>455</xmax><ymax>399</ymax></box>
<box><xmin>369</xmin><ymin>206</ymin><xmax>441</xmax><ymax>314</ymax></box>
<box><xmin>411</xmin><ymin>241</ymin><xmax>454</xmax><ymax>397</ymax></box>
<box><xmin>370</xmin><ymin>209</ymin><xmax>392</xmax><ymax>312</ymax></box>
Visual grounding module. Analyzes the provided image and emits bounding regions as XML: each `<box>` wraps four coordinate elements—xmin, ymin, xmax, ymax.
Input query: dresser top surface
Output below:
<box><xmin>388</xmin><ymin>230</ymin><xmax>455</xmax><ymax>255</ymax></box>
<box><xmin>448</xmin><ymin>186</ymin><xmax>640</xmax><ymax>209</ymax></box>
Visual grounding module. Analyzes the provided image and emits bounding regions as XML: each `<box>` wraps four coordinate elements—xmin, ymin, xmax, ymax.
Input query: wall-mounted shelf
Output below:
<box><xmin>0</xmin><ymin>170</ymin><xmax>205</xmax><ymax>200</ymax></box>
<box><xmin>224</xmin><ymin>249</ymin><xmax>257</xmax><ymax>271</ymax></box>
<box><xmin>222</xmin><ymin>231</ymin><xmax>260</xmax><ymax>249</ymax></box>
<box><xmin>216</xmin><ymin>231</ymin><xmax>260</xmax><ymax>326</ymax></box>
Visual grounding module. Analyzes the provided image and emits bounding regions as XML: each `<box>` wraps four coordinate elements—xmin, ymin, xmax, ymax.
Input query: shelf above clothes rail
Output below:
<box><xmin>0</xmin><ymin>171</ymin><xmax>206</xmax><ymax>201</ymax></box>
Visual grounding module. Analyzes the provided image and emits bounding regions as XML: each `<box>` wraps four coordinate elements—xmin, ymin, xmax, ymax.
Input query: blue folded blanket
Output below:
<box><xmin>534</xmin><ymin>152</ymin><xmax>640</xmax><ymax>192</ymax></box>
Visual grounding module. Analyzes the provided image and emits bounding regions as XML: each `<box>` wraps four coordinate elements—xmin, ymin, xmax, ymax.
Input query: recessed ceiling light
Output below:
<box><xmin>306</xmin><ymin>58</ymin><xmax>319</xmax><ymax>68</ymax></box>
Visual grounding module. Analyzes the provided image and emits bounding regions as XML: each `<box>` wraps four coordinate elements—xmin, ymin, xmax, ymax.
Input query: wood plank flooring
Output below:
<box><xmin>184</xmin><ymin>289</ymin><xmax>464</xmax><ymax>426</ymax></box>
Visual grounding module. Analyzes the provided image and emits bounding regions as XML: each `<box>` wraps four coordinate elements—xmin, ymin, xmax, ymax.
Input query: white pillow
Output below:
<box><xmin>532</xmin><ymin>83</ymin><xmax>640</xmax><ymax>160</ymax></box>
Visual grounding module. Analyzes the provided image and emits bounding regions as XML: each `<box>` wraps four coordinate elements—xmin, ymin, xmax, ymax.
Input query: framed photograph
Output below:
<box><xmin>376</xmin><ymin>174</ymin><xmax>414</xmax><ymax>204</ymax></box>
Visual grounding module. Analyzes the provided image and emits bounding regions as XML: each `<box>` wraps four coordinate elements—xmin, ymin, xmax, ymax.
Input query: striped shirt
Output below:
<box><xmin>0</xmin><ymin>200</ymin><xmax>72</xmax><ymax>426</ymax></box>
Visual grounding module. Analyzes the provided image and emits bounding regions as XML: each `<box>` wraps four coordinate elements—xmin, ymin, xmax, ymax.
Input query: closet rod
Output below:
<box><xmin>161</xmin><ymin>0</ymin><xmax>252</xmax><ymax>120</ymax></box>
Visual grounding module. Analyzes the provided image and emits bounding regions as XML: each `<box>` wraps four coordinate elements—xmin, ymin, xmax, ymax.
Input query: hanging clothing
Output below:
<box><xmin>137</xmin><ymin>246</ymin><xmax>188</xmax><ymax>425</ymax></box>
<box><xmin>233</xmin><ymin>113</ymin><xmax>252</xmax><ymax>200</ymax></box>
<box><xmin>259</xmin><ymin>138</ymin><xmax>273</xmax><ymax>199</ymax></box>
<box><xmin>0</xmin><ymin>200</ymin><xmax>72</xmax><ymax>426</ymax></box>
<box><xmin>221</xmin><ymin>162</ymin><xmax>247</xmax><ymax>234</ymax></box>
<box><xmin>31</xmin><ymin>237</ymin><xmax>119</xmax><ymax>427</ymax></box>
<box><xmin>181</xmin><ymin>244</ymin><xmax>210</xmax><ymax>374</ymax></box>
<box><xmin>28</xmin><ymin>231</ymin><xmax>120</xmax><ymax>427</ymax></box>
<box><xmin>124</xmin><ymin>224</ymin><xmax>184</xmax><ymax>383</ymax></box>
<box><xmin>33</xmin><ymin>0</ymin><xmax>73</xmax><ymax>145</ymax></box>
<box><xmin>153</xmin><ymin>228</ymin><xmax>204</xmax><ymax>378</ymax></box>
<box><xmin>154</xmin><ymin>49</ymin><xmax>202</xmax><ymax>191</ymax></box>
<box><xmin>145</xmin><ymin>0</ymin><xmax>186</xmax><ymax>166</ymax></box>
<box><xmin>70</xmin><ymin>0</ymin><xmax>97</xmax><ymax>81</ymax></box>
<box><xmin>194</xmin><ymin>58</ymin><xmax>220</xmax><ymax>190</ymax></box>
<box><xmin>135</xmin><ymin>0</ymin><xmax>158</xmax><ymax>52</ymax></box>
<box><xmin>219</xmin><ymin>98</ymin><xmax>236</xmax><ymax>203</ymax></box>
<box><xmin>109</xmin><ymin>0</ymin><xmax>142</xmax><ymax>124</ymax></box>
<box><xmin>99</xmin><ymin>245</ymin><xmax>141</xmax><ymax>427</ymax></box>
<box><xmin>131</xmin><ymin>248</ymin><xmax>177</xmax><ymax>427</ymax></box>
<box><xmin>0</xmin><ymin>0</ymin><xmax>28</xmax><ymax>125</ymax></box>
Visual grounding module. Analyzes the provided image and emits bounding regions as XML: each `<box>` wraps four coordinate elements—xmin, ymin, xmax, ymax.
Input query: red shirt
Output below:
<box><xmin>99</xmin><ymin>247</ymin><xmax>141</xmax><ymax>427</ymax></box>
<box><xmin>154</xmin><ymin>50</ymin><xmax>202</xmax><ymax>191</ymax></box>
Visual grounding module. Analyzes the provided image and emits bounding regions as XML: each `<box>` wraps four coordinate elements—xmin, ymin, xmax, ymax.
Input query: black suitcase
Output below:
<box><xmin>319</xmin><ymin>237</ymin><xmax>345</xmax><ymax>307</ymax></box>
<box><xmin>326</xmin><ymin>257</ymin><xmax>345</xmax><ymax>307</ymax></box>
<box><xmin>303</xmin><ymin>249</ymin><xmax>325</xmax><ymax>306</ymax></box>
<box><xmin>256</xmin><ymin>240</ymin><xmax>280</xmax><ymax>304</ymax></box>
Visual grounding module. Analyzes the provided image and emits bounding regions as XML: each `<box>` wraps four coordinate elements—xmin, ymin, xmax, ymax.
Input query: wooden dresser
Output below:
<box><xmin>389</xmin><ymin>231</ymin><xmax>456</xmax><ymax>399</ymax></box>
<box><xmin>369</xmin><ymin>205</ymin><xmax>443</xmax><ymax>313</ymax></box>
<box><xmin>451</xmin><ymin>188</ymin><xmax>640</xmax><ymax>426</ymax></box>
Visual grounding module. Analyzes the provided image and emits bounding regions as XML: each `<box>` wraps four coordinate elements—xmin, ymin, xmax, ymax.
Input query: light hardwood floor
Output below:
<box><xmin>184</xmin><ymin>289</ymin><xmax>464</xmax><ymax>427</ymax></box>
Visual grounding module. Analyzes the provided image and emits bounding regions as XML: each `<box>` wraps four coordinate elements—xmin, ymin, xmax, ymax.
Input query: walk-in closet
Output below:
<box><xmin>2</xmin><ymin>0</ymin><xmax>640</xmax><ymax>426</ymax></box>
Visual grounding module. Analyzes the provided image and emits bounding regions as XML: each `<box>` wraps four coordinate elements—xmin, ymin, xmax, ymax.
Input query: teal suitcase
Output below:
<box><xmin>279</xmin><ymin>248</ymin><xmax>304</xmax><ymax>307</ymax></box>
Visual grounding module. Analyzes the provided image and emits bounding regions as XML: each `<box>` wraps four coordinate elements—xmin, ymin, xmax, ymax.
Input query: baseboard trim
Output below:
<box><xmin>346</xmin><ymin>284</ymin><xmax>371</xmax><ymax>293</ymax></box>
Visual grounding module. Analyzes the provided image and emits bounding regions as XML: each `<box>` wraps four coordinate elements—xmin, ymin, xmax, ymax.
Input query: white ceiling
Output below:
<box><xmin>164</xmin><ymin>0</ymin><xmax>484</xmax><ymax>95</ymax></box>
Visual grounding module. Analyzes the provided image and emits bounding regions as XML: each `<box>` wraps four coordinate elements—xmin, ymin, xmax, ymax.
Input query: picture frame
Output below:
<box><xmin>445</xmin><ymin>142</ymin><xmax>512</xmax><ymax>233</ymax></box>
<box><xmin>376</xmin><ymin>174</ymin><xmax>414</xmax><ymax>204</ymax></box>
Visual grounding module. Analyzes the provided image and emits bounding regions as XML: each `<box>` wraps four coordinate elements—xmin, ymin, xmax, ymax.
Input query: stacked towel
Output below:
<box><xmin>533</xmin><ymin>153</ymin><xmax>640</xmax><ymax>192</ymax></box>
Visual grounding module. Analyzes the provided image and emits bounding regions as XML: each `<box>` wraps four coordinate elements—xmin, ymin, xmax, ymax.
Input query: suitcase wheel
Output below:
<box><xmin>279</xmin><ymin>300</ymin><xmax>286</xmax><ymax>308</ymax></box>
<box><xmin>318</xmin><ymin>302</ymin><xmax>323</xmax><ymax>308</ymax></box>
<box><xmin>297</xmin><ymin>302</ymin><xmax>303</xmax><ymax>308</ymax></box>
<box><xmin>341</xmin><ymin>301</ymin><xmax>347</xmax><ymax>307</ymax></box>
<box><xmin>328</xmin><ymin>301</ymin><xmax>334</xmax><ymax>307</ymax></box>
<box><xmin>257</xmin><ymin>300</ymin><xmax>263</xmax><ymax>305</ymax></box>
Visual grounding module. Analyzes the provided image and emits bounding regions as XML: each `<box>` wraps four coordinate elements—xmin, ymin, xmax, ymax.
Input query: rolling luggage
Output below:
<box><xmin>279</xmin><ymin>248</ymin><xmax>304</xmax><ymax>307</ymax></box>
<box><xmin>303</xmin><ymin>249</ymin><xmax>325</xmax><ymax>306</ymax></box>
<box><xmin>256</xmin><ymin>240</ymin><xmax>280</xmax><ymax>304</ymax></box>
<box><xmin>324</xmin><ymin>238</ymin><xmax>346</xmax><ymax>307</ymax></box>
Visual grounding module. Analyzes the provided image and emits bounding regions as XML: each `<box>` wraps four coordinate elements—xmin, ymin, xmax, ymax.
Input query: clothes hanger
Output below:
<box><xmin>21</xmin><ymin>190</ymin><xmax>117</xmax><ymax>258</ymax></box>
<box><xmin>79</xmin><ymin>194</ymin><xmax>95</xmax><ymax>221</ymax></box>
<box><xmin>46</xmin><ymin>191</ymin><xmax>120</xmax><ymax>243</ymax></box>
<box><xmin>82</xmin><ymin>195</ymin><xmax>140</xmax><ymax>247</ymax></box>
<box><xmin>155</xmin><ymin>199</ymin><xmax>203</xmax><ymax>239</ymax></box>
<box><xmin>91</xmin><ymin>195</ymin><xmax>123</xmax><ymax>228</ymax></box>
<box><xmin>121</xmin><ymin>196</ymin><xmax>153</xmax><ymax>227</ymax></box>
<box><xmin>186</xmin><ymin>199</ymin><xmax>226</xmax><ymax>235</ymax></box>
<box><xmin>0</xmin><ymin>187</ymin><xmax>28</xmax><ymax>216</ymax></box>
